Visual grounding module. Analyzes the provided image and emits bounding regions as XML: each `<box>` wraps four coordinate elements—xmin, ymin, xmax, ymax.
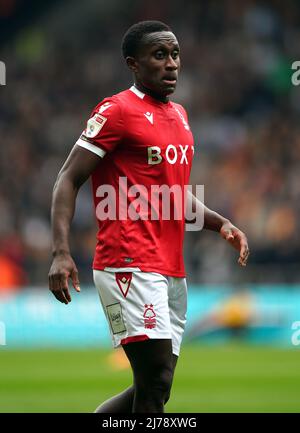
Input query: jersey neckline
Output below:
<box><xmin>129</xmin><ymin>85</ymin><xmax>172</xmax><ymax>107</ymax></box>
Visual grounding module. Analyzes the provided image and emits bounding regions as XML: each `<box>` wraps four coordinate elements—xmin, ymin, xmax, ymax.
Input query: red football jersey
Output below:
<box><xmin>76</xmin><ymin>86</ymin><xmax>194</xmax><ymax>277</ymax></box>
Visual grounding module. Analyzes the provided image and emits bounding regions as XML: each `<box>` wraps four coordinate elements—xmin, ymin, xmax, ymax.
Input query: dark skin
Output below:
<box><xmin>126</xmin><ymin>31</ymin><xmax>180</xmax><ymax>102</ymax></box>
<box><xmin>48</xmin><ymin>30</ymin><xmax>249</xmax><ymax>412</ymax></box>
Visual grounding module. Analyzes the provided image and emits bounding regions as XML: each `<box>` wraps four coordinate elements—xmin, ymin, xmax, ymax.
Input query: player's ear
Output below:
<box><xmin>126</xmin><ymin>56</ymin><xmax>138</xmax><ymax>73</ymax></box>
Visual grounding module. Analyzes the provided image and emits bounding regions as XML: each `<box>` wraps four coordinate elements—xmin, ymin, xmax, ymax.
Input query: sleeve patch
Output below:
<box><xmin>85</xmin><ymin>114</ymin><xmax>107</xmax><ymax>138</ymax></box>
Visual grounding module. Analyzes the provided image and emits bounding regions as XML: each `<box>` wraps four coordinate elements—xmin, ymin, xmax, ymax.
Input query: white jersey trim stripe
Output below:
<box><xmin>104</xmin><ymin>267</ymin><xmax>142</xmax><ymax>272</ymax></box>
<box><xmin>76</xmin><ymin>138</ymin><xmax>106</xmax><ymax>158</ymax></box>
<box><xmin>129</xmin><ymin>85</ymin><xmax>145</xmax><ymax>100</ymax></box>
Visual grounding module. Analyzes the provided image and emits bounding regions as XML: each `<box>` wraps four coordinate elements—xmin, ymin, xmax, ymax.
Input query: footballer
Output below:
<box><xmin>48</xmin><ymin>21</ymin><xmax>249</xmax><ymax>413</ymax></box>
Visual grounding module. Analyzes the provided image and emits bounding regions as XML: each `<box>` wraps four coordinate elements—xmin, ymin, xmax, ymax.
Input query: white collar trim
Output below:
<box><xmin>130</xmin><ymin>84</ymin><xmax>145</xmax><ymax>99</ymax></box>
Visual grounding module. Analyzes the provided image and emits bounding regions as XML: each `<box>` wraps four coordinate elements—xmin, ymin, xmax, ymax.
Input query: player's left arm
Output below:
<box><xmin>187</xmin><ymin>191</ymin><xmax>250</xmax><ymax>267</ymax></box>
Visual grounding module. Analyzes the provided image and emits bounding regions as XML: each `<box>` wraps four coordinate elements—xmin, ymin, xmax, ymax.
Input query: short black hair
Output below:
<box><xmin>122</xmin><ymin>20</ymin><xmax>172</xmax><ymax>59</ymax></box>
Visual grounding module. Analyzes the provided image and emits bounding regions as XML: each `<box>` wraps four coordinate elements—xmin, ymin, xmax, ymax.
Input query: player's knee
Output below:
<box><xmin>153</xmin><ymin>367</ymin><xmax>173</xmax><ymax>397</ymax></box>
<box><xmin>136</xmin><ymin>366</ymin><xmax>173</xmax><ymax>400</ymax></box>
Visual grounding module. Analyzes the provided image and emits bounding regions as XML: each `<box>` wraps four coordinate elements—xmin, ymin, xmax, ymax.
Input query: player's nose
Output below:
<box><xmin>165</xmin><ymin>55</ymin><xmax>178</xmax><ymax>70</ymax></box>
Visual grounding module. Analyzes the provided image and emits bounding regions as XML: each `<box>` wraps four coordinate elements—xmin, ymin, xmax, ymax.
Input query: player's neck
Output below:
<box><xmin>134</xmin><ymin>82</ymin><xmax>169</xmax><ymax>103</ymax></box>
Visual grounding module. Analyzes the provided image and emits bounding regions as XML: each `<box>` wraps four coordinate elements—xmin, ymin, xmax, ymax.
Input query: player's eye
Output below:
<box><xmin>154</xmin><ymin>50</ymin><xmax>165</xmax><ymax>60</ymax></box>
<box><xmin>154</xmin><ymin>48</ymin><xmax>179</xmax><ymax>61</ymax></box>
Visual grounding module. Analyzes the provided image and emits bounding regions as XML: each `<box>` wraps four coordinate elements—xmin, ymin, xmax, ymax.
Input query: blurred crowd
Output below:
<box><xmin>1</xmin><ymin>0</ymin><xmax>300</xmax><ymax>289</ymax></box>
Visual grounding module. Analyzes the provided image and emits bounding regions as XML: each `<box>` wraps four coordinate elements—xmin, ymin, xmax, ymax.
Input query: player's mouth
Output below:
<box><xmin>162</xmin><ymin>76</ymin><xmax>177</xmax><ymax>86</ymax></box>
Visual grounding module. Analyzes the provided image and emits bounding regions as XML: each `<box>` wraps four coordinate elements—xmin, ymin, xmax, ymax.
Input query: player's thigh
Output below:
<box><xmin>123</xmin><ymin>339</ymin><xmax>175</xmax><ymax>384</ymax></box>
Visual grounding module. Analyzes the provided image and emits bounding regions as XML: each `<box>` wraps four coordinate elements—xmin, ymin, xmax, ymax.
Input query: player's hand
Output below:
<box><xmin>48</xmin><ymin>252</ymin><xmax>80</xmax><ymax>304</ymax></box>
<box><xmin>220</xmin><ymin>221</ymin><xmax>250</xmax><ymax>267</ymax></box>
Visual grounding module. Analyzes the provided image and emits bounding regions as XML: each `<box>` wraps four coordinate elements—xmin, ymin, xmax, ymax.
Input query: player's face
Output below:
<box><xmin>128</xmin><ymin>31</ymin><xmax>180</xmax><ymax>101</ymax></box>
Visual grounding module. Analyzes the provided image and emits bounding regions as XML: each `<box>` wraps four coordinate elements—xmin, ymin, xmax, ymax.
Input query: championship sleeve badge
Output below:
<box><xmin>85</xmin><ymin>113</ymin><xmax>107</xmax><ymax>138</ymax></box>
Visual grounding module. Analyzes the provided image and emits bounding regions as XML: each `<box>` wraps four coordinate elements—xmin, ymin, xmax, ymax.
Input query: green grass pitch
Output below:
<box><xmin>1</xmin><ymin>343</ymin><xmax>300</xmax><ymax>412</ymax></box>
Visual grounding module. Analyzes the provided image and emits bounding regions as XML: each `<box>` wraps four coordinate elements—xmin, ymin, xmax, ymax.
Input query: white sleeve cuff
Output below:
<box><xmin>76</xmin><ymin>138</ymin><xmax>106</xmax><ymax>158</ymax></box>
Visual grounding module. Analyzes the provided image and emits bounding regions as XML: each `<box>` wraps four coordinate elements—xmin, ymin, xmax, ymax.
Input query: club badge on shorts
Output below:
<box><xmin>143</xmin><ymin>304</ymin><xmax>156</xmax><ymax>329</ymax></box>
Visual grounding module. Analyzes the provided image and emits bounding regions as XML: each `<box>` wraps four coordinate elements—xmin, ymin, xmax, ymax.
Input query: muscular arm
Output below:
<box><xmin>187</xmin><ymin>190</ymin><xmax>250</xmax><ymax>266</ymax></box>
<box><xmin>49</xmin><ymin>145</ymin><xmax>102</xmax><ymax>304</ymax></box>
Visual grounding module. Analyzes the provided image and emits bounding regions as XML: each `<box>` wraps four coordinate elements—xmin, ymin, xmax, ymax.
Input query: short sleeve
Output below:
<box><xmin>76</xmin><ymin>98</ymin><xmax>123</xmax><ymax>158</ymax></box>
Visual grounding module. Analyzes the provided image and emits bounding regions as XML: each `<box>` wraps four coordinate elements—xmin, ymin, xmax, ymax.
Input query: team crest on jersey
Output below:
<box><xmin>143</xmin><ymin>304</ymin><xmax>156</xmax><ymax>329</ymax></box>
<box><xmin>85</xmin><ymin>113</ymin><xmax>107</xmax><ymax>138</ymax></box>
<box><xmin>174</xmin><ymin>107</ymin><xmax>190</xmax><ymax>131</ymax></box>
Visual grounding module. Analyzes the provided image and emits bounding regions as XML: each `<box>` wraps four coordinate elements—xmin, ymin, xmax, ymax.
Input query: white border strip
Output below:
<box><xmin>104</xmin><ymin>267</ymin><xmax>142</xmax><ymax>272</ymax></box>
<box><xmin>76</xmin><ymin>138</ymin><xmax>106</xmax><ymax>158</ymax></box>
<box><xmin>130</xmin><ymin>85</ymin><xmax>145</xmax><ymax>99</ymax></box>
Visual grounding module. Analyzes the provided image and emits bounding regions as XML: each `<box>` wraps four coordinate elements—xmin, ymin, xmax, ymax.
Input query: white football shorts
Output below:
<box><xmin>93</xmin><ymin>270</ymin><xmax>187</xmax><ymax>356</ymax></box>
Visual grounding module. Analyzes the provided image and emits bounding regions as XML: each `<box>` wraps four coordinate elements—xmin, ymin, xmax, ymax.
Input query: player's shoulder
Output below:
<box><xmin>93</xmin><ymin>89</ymin><xmax>133</xmax><ymax>113</ymax></box>
<box><xmin>86</xmin><ymin>89</ymin><xmax>135</xmax><ymax>132</ymax></box>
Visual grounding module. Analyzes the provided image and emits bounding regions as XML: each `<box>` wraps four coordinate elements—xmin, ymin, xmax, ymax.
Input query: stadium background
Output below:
<box><xmin>1</xmin><ymin>0</ymin><xmax>300</xmax><ymax>412</ymax></box>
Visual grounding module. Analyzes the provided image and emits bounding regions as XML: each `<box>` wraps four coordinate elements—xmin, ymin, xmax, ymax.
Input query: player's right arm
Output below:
<box><xmin>49</xmin><ymin>99</ymin><xmax>123</xmax><ymax>304</ymax></box>
<box><xmin>48</xmin><ymin>145</ymin><xmax>101</xmax><ymax>304</ymax></box>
